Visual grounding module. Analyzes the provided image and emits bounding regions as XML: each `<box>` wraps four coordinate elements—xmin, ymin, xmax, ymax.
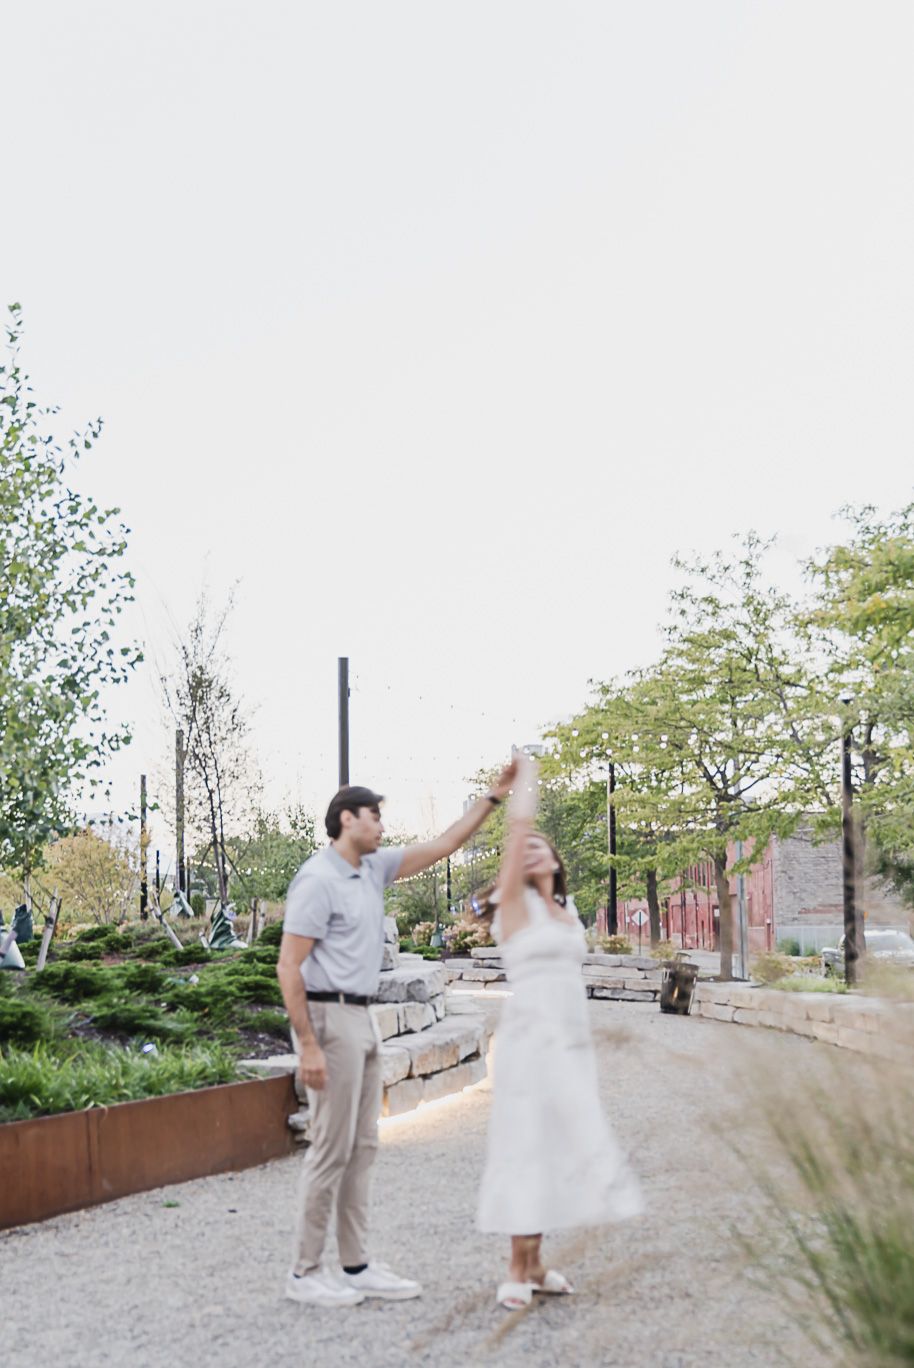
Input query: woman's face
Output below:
<box><xmin>523</xmin><ymin>835</ymin><xmax>558</xmax><ymax>881</ymax></box>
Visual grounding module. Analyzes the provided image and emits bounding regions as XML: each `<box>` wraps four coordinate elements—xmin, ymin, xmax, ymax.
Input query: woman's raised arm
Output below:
<box><xmin>494</xmin><ymin>752</ymin><xmax>540</xmax><ymax>942</ymax></box>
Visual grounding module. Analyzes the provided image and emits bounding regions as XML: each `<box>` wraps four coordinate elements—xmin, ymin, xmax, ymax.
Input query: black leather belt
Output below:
<box><xmin>307</xmin><ymin>990</ymin><xmax>370</xmax><ymax>1006</ymax></box>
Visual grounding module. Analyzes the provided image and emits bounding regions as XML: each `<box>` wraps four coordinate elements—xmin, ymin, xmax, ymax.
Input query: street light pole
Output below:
<box><xmin>338</xmin><ymin>657</ymin><xmax>350</xmax><ymax>788</ymax></box>
<box><xmin>841</xmin><ymin>710</ymin><xmax>863</xmax><ymax>986</ymax></box>
<box><xmin>607</xmin><ymin>758</ymin><xmax>618</xmax><ymax>935</ymax></box>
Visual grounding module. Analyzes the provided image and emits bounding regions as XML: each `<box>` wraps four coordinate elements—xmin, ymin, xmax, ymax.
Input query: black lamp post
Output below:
<box><xmin>840</xmin><ymin>694</ymin><xmax>864</xmax><ymax>987</ymax></box>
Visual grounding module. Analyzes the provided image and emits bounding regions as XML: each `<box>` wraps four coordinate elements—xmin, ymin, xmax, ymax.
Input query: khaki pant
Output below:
<box><xmin>292</xmin><ymin>1002</ymin><xmax>381</xmax><ymax>1276</ymax></box>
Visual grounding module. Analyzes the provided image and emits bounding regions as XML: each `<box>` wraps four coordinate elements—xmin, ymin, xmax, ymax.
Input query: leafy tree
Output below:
<box><xmin>160</xmin><ymin>587</ymin><xmax>260</xmax><ymax>907</ymax></box>
<box><xmin>562</xmin><ymin>539</ymin><xmax>830</xmax><ymax>976</ymax></box>
<box><xmin>46</xmin><ymin>821</ymin><xmax>139</xmax><ymax>925</ymax></box>
<box><xmin>0</xmin><ymin>304</ymin><xmax>139</xmax><ymax>891</ymax></box>
<box><xmin>545</xmin><ymin>691</ymin><xmax>682</xmax><ymax>942</ymax></box>
<box><xmin>224</xmin><ymin>804</ymin><xmax>317</xmax><ymax>907</ymax></box>
<box><xmin>803</xmin><ymin>501</ymin><xmax>914</xmax><ymax>901</ymax></box>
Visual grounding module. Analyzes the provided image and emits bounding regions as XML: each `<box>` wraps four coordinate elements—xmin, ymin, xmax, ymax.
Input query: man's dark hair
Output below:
<box><xmin>325</xmin><ymin>785</ymin><xmax>384</xmax><ymax>840</ymax></box>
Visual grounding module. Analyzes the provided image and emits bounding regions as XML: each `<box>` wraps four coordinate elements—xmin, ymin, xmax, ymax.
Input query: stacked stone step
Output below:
<box><xmin>582</xmin><ymin>953</ymin><xmax>664</xmax><ymax>1001</ymax></box>
<box><xmin>444</xmin><ymin>946</ymin><xmax>664</xmax><ymax>1001</ymax></box>
<box><xmin>238</xmin><ymin>922</ymin><xmax>491</xmax><ymax>1141</ymax></box>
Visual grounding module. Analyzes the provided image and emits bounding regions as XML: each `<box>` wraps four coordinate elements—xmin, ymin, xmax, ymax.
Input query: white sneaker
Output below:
<box><xmin>341</xmin><ymin>1261</ymin><xmax>422</xmax><ymax>1300</ymax></box>
<box><xmin>285</xmin><ymin>1268</ymin><xmax>365</xmax><ymax>1307</ymax></box>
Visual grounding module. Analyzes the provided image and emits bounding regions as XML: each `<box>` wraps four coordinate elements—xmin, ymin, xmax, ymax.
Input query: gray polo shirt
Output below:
<box><xmin>283</xmin><ymin>844</ymin><xmax>403</xmax><ymax>997</ymax></box>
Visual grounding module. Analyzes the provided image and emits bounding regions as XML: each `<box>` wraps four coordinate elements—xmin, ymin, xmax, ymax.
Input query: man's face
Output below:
<box><xmin>346</xmin><ymin>805</ymin><xmax>384</xmax><ymax>854</ymax></box>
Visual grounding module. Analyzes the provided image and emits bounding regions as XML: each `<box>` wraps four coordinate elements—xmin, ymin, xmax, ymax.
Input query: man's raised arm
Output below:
<box><xmin>394</xmin><ymin>758</ymin><xmax>518</xmax><ymax>880</ymax></box>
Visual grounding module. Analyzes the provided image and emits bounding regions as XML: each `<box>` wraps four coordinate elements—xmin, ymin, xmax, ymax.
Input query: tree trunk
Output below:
<box><xmin>713</xmin><ymin>854</ymin><xmax>734</xmax><ymax>981</ymax></box>
<box><xmin>646</xmin><ymin>868</ymin><xmax>661</xmax><ymax>946</ymax></box>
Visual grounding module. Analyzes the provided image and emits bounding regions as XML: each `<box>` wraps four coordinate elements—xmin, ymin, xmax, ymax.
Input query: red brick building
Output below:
<box><xmin>596</xmin><ymin>825</ymin><xmax>910</xmax><ymax>954</ymax></box>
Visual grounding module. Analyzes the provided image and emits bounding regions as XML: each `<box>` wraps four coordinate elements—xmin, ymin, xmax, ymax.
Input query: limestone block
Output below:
<box><xmin>591</xmin><ymin>987</ymin><xmax>655</xmax><ymax>1001</ymax></box>
<box><xmin>629</xmin><ymin>957</ymin><xmax>658</xmax><ymax>971</ymax></box>
<box><xmin>585</xmin><ymin>984</ymin><xmax>594</xmax><ymax>997</ymax></box>
<box><xmin>237</xmin><ymin>1054</ymin><xmax>298</xmax><ymax>1077</ymax></box>
<box><xmin>787</xmin><ymin>1016</ymin><xmax>818</xmax><ymax>1038</ymax></box>
<box><xmin>837</xmin><ymin>1025</ymin><xmax>873</xmax><ymax>1054</ymax></box>
<box><xmin>702</xmin><ymin>984</ymin><xmax>736</xmax><ymax>1007</ymax></box>
<box><xmin>420</xmin><ymin>1053</ymin><xmax>489</xmax><ymax>1104</ymax></box>
<box><xmin>402</xmin><ymin>1019</ymin><xmax>485</xmax><ymax>1077</ymax></box>
<box><xmin>728</xmin><ymin>987</ymin><xmax>759</xmax><ymax>1011</ymax></box>
<box><xmin>381</xmin><ymin>943</ymin><xmax>400</xmax><ymax>971</ymax></box>
<box><xmin>834</xmin><ymin>1005</ymin><xmax>882</xmax><ymax>1035</ymax></box>
<box><xmin>444</xmin><ymin>995</ymin><xmax>486</xmax><ymax>1015</ymax></box>
<box><xmin>776</xmin><ymin>993</ymin><xmax>816</xmax><ymax>1020</ymax></box>
<box><xmin>810</xmin><ymin>1020</ymin><xmax>840</xmax><ymax>1044</ymax></box>
<box><xmin>583</xmin><ymin>964</ymin><xmax>626</xmax><ymax>978</ymax></box>
<box><xmin>398</xmin><ymin>1001</ymin><xmax>437</xmax><ymax>1034</ymax></box>
<box><xmin>373</xmin><ymin>963</ymin><xmax>446</xmax><ymax>1003</ymax></box>
<box><xmin>383</xmin><ymin>1077</ymin><xmax>425</xmax><ymax>1117</ymax></box>
<box><xmin>379</xmin><ymin>1044</ymin><xmax>411</xmax><ymax>1086</ymax></box>
<box><xmin>622</xmin><ymin>978</ymin><xmax>660</xmax><ymax>993</ymax></box>
<box><xmin>583</xmin><ymin>954</ymin><xmax>625</xmax><ymax>967</ymax></box>
<box><xmin>383</xmin><ymin>916</ymin><xmax>399</xmax><ymax>945</ymax></box>
<box><xmin>431</xmin><ymin>993</ymin><xmax>446</xmax><ymax>1020</ymax></box>
<box><xmin>369</xmin><ymin>1003</ymin><xmax>400</xmax><ymax>1041</ymax></box>
<box><xmin>287</xmin><ymin>1111</ymin><xmax>311</xmax><ymax>1146</ymax></box>
<box><xmin>584</xmin><ymin>974</ymin><xmax>627</xmax><ymax>990</ymax></box>
<box><xmin>709</xmin><ymin>1004</ymin><xmax>736</xmax><ymax>1023</ymax></box>
<box><xmin>471</xmin><ymin>947</ymin><xmax>502</xmax><ymax>961</ymax></box>
<box><xmin>461</xmin><ymin>967</ymin><xmax>506</xmax><ymax>982</ymax></box>
<box><xmin>733</xmin><ymin>1009</ymin><xmax>761</xmax><ymax>1027</ymax></box>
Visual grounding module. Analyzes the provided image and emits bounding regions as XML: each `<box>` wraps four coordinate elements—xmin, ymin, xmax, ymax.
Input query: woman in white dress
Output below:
<box><xmin>476</xmin><ymin>753</ymin><xmax>643</xmax><ymax>1309</ymax></box>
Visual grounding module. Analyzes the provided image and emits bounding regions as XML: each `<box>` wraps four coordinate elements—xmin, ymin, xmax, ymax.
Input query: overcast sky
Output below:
<box><xmin>3</xmin><ymin>2</ymin><xmax>913</xmax><ymax>854</ymax></box>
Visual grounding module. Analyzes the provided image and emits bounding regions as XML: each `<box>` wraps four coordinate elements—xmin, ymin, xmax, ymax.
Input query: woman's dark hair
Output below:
<box><xmin>473</xmin><ymin>833</ymin><xmax>567</xmax><ymax>923</ymax></box>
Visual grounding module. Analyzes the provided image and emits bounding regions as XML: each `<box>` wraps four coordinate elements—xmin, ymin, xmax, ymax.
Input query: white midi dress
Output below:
<box><xmin>476</xmin><ymin>889</ymin><xmax>643</xmax><ymax>1234</ymax></box>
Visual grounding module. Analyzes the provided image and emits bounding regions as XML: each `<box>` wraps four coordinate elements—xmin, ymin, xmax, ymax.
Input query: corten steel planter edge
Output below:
<box><xmin>0</xmin><ymin>1073</ymin><xmax>297</xmax><ymax>1230</ymax></box>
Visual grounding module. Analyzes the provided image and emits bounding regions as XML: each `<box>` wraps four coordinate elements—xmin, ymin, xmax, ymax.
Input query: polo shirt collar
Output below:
<box><xmin>325</xmin><ymin>845</ymin><xmax>362</xmax><ymax>878</ymax></box>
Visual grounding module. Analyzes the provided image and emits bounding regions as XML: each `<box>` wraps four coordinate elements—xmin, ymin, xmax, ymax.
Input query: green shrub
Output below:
<box><xmin>751</xmin><ymin>951</ymin><xmax>794</xmax><ymax>985</ymax></box>
<box><xmin>586</xmin><ymin>931</ymin><xmax>632</xmax><ymax>955</ymax></box>
<box><xmin>117</xmin><ymin>963</ymin><xmax>166</xmax><ymax>995</ymax></box>
<box><xmin>0</xmin><ymin>1040</ymin><xmax>239</xmax><ymax>1121</ymax></box>
<box><xmin>256</xmin><ymin>921</ymin><xmax>284</xmax><ymax>948</ymax></box>
<box><xmin>190</xmin><ymin>893</ymin><xmax>207</xmax><ymax>917</ymax></box>
<box><xmin>0</xmin><ymin>994</ymin><xmax>60</xmax><ymax>1045</ymax></box>
<box><xmin>649</xmin><ymin>939</ymin><xmax>678</xmax><ymax>962</ymax></box>
<box><xmin>246</xmin><ymin>1009</ymin><xmax>289</xmax><ymax>1035</ymax></box>
<box><xmin>777</xmin><ymin>937</ymin><xmax>802</xmax><ymax>957</ymax></box>
<box><xmin>158</xmin><ymin>945</ymin><xmax>213</xmax><ymax>969</ymax></box>
<box><xmin>86</xmin><ymin>998</ymin><xmax>188</xmax><ymax>1041</ymax></box>
<box><xmin>31</xmin><ymin>962</ymin><xmax>111</xmax><ymax>1003</ymax></box>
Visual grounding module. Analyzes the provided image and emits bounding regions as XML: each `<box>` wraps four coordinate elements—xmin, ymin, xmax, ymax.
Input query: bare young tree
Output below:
<box><xmin>160</xmin><ymin>587</ymin><xmax>260</xmax><ymax>907</ymax></box>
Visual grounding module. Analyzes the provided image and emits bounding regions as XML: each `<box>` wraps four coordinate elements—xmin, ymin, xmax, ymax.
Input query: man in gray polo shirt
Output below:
<box><xmin>277</xmin><ymin>767</ymin><xmax>516</xmax><ymax>1307</ymax></box>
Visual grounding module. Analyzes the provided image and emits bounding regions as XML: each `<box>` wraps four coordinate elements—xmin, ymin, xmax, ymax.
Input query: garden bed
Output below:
<box><xmin>0</xmin><ymin>1073</ymin><xmax>297</xmax><ymax>1230</ymax></box>
<box><xmin>0</xmin><ymin>920</ymin><xmax>290</xmax><ymax>1122</ymax></box>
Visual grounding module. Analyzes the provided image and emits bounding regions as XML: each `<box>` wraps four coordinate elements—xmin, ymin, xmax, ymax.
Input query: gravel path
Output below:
<box><xmin>1</xmin><ymin>1001</ymin><xmax>842</xmax><ymax>1368</ymax></box>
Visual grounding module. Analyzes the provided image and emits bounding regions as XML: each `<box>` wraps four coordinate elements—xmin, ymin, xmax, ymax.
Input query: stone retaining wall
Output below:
<box><xmin>693</xmin><ymin>981</ymin><xmax>914</xmax><ymax>1062</ymax></box>
<box><xmin>445</xmin><ymin>946</ymin><xmax>664</xmax><ymax>1002</ymax></box>
<box><xmin>240</xmin><ymin>924</ymin><xmax>492</xmax><ymax>1139</ymax></box>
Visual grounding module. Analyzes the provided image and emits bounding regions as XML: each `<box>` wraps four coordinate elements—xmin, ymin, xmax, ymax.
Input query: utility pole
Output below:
<box><xmin>139</xmin><ymin>775</ymin><xmax>148</xmax><ymax>920</ymax></box>
<box><xmin>841</xmin><ymin>711</ymin><xmax>864</xmax><ymax>986</ymax></box>
<box><xmin>338</xmin><ymin>657</ymin><xmax>350</xmax><ymax>787</ymax></box>
<box><xmin>175</xmin><ymin>728</ymin><xmax>185</xmax><ymax>896</ymax></box>
<box><xmin>155</xmin><ymin>850</ymin><xmax>161</xmax><ymax>900</ymax></box>
<box><xmin>607</xmin><ymin>759</ymin><xmax>618</xmax><ymax>935</ymax></box>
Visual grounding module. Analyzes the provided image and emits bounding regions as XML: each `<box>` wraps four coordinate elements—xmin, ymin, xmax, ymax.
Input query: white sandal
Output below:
<box><xmin>496</xmin><ymin>1281</ymin><xmax>534</xmax><ymax>1310</ymax></box>
<box><xmin>532</xmin><ymin>1269</ymin><xmax>574</xmax><ymax>1295</ymax></box>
